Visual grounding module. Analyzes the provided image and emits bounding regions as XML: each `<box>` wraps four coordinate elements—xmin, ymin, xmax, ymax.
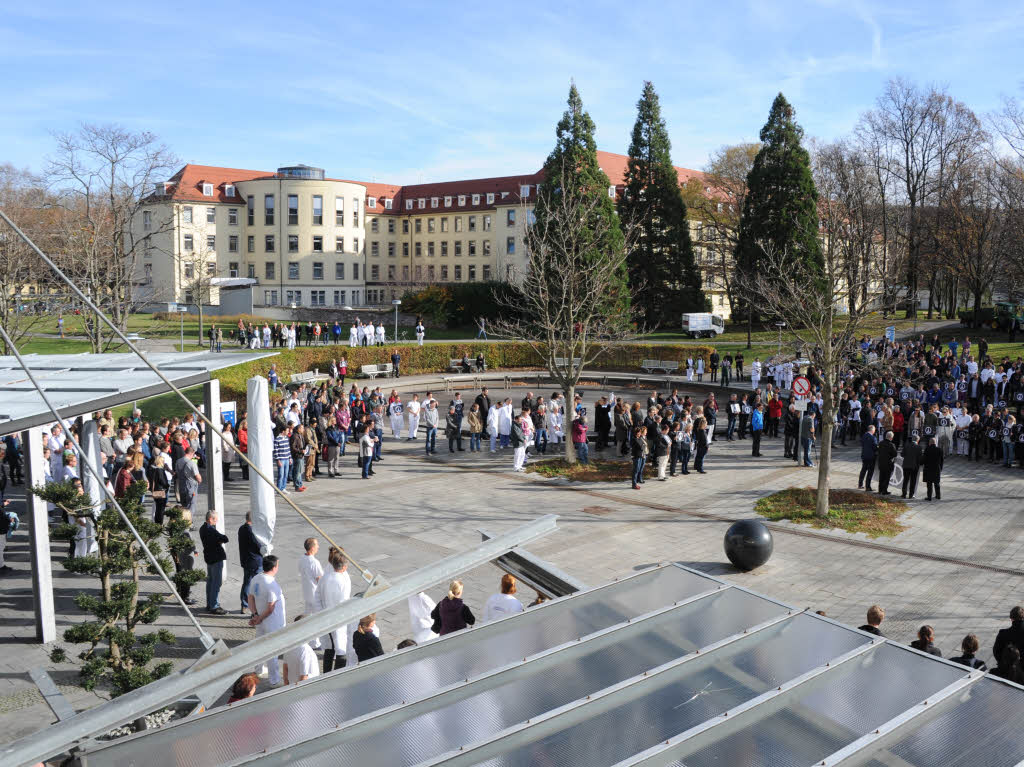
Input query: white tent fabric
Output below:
<box><xmin>247</xmin><ymin>375</ymin><xmax>276</xmax><ymax>553</ymax></box>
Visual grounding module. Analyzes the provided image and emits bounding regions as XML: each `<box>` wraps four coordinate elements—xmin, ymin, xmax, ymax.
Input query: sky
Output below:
<box><xmin>2</xmin><ymin>0</ymin><xmax>1023</xmax><ymax>184</ymax></box>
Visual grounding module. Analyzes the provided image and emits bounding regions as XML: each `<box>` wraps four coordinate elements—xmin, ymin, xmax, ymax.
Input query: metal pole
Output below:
<box><xmin>180</xmin><ymin>309</ymin><xmax>184</xmax><ymax>352</ymax></box>
<box><xmin>0</xmin><ymin>515</ymin><xmax>559</xmax><ymax>767</ymax></box>
<box><xmin>394</xmin><ymin>303</ymin><xmax>398</xmax><ymax>342</ymax></box>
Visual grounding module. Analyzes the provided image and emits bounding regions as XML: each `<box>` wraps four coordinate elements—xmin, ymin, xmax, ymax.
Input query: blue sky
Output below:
<box><xmin>2</xmin><ymin>0</ymin><xmax>1022</xmax><ymax>183</ymax></box>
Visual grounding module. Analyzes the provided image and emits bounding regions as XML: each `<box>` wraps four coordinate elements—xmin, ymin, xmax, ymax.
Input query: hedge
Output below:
<box><xmin>213</xmin><ymin>342</ymin><xmax>716</xmax><ymax>404</ymax></box>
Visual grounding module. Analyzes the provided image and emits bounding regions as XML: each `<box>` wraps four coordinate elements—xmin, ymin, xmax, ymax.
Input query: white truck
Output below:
<box><xmin>681</xmin><ymin>313</ymin><xmax>725</xmax><ymax>338</ymax></box>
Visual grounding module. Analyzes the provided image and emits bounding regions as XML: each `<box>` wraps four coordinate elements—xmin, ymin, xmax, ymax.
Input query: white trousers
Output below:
<box><xmin>513</xmin><ymin>447</ymin><xmax>527</xmax><ymax>470</ymax></box>
<box><xmin>751</xmin><ymin>376</ymin><xmax>760</xmax><ymax>391</ymax></box>
<box><xmin>304</xmin><ymin>601</ymin><xmax>322</xmax><ymax>648</ymax></box>
<box><xmin>390</xmin><ymin>416</ymin><xmax>403</xmax><ymax>439</ymax></box>
<box><xmin>657</xmin><ymin>455</ymin><xmax>669</xmax><ymax>479</ymax></box>
<box><xmin>407</xmin><ymin>414</ymin><xmax>420</xmax><ymax>438</ymax></box>
<box><xmin>257</xmin><ymin>625</ymin><xmax>282</xmax><ymax>684</ymax></box>
<box><xmin>417</xmin><ymin>333</ymin><xmax>424</xmax><ymax>346</ymax></box>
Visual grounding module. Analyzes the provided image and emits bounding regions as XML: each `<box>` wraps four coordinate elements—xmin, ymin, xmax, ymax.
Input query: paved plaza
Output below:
<box><xmin>1</xmin><ymin>377</ymin><xmax>1022</xmax><ymax>744</ymax></box>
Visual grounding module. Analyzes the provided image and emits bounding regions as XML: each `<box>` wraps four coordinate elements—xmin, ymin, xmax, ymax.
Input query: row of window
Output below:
<box><xmin>364</xmin><ymin>263</ymin><xmax>491</xmax><ymax>282</ymax></box>
<box><xmin>262</xmin><ymin>289</ymin><xmax>360</xmax><ymax>308</ymax></box>
<box><xmin>184</xmin><ymin>232</ymin><xmax>517</xmax><ymax>258</ymax></box>
<box><xmin>403</xmin><ymin>187</ymin><xmax>537</xmax><ymax>211</ymax></box>
<box><xmin>244</xmin><ymin>195</ymin><xmax>362</xmax><ymax>228</ymax></box>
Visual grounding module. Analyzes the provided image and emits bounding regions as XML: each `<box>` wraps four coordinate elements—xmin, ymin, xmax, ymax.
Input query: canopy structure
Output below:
<box><xmin>77</xmin><ymin>562</ymin><xmax>1024</xmax><ymax>767</ymax></box>
<box><xmin>0</xmin><ymin>350</ymin><xmax>274</xmax><ymax>434</ymax></box>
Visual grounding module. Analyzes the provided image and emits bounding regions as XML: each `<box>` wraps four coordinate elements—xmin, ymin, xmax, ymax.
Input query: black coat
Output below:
<box><xmin>877</xmin><ymin>439</ymin><xmax>898</xmax><ymax>472</ymax></box>
<box><xmin>922</xmin><ymin>444</ymin><xmax>944</xmax><ymax>482</ymax></box>
<box><xmin>993</xmin><ymin>621</ymin><xmax>1024</xmax><ymax>664</ymax></box>
<box><xmin>200</xmin><ymin>522</ymin><xmax>229</xmax><ymax>565</ymax></box>
<box><xmin>238</xmin><ymin>522</ymin><xmax>263</xmax><ymax>570</ymax></box>
<box><xmin>902</xmin><ymin>441</ymin><xmax>923</xmax><ymax>470</ymax></box>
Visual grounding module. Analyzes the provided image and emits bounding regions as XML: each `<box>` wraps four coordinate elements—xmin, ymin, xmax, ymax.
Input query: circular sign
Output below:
<box><xmin>901</xmin><ymin>392</ymin><xmax>910</xmax><ymax>401</ymax></box>
<box><xmin>911</xmin><ymin>429</ymin><xmax>920</xmax><ymax>438</ymax></box>
<box><xmin>939</xmin><ymin>417</ymin><xmax>950</xmax><ymax>427</ymax></box>
<box><xmin>886</xmin><ymin>387</ymin><xmax>894</xmax><ymax>397</ymax></box>
<box><xmin>1019</xmin><ymin>431</ymin><xmax>1024</xmax><ymax>443</ymax></box>
<box><xmin>989</xmin><ymin>429</ymin><xmax>998</xmax><ymax>439</ymax></box>
<box><xmin>999</xmin><ymin>400</ymin><xmax>1007</xmax><ymax>409</ymax></box>
<box><xmin>1004</xmin><ymin>427</ymin><xmax>1011</xmax><ymax>438</ymax></box>
<box><xmin>956</xmin><ymin>430</ymin><xmax>967</xmax><ymax>440</ymax></box>
<box><xmin>869</xmin><ymin>387</ymin><xmax>878</xmax><ymax>395</ymax></box>
<box><xmin>1016</xmin><ymin>392</ymin><xmax>1024</xmax><ymax>402</ymax></box>
<box><xmin>958</xmin><ymin>381</ymin><xmax>968</xmax><ymax>392</ymax></box>
<box><xmin>792</xmin><ymin>377</ymin><xmax>811</xmax><ymax>397</ymax></box>
<box><xmin>924</xmin><ymin>426</ymin><xmax>934</xmax><ymax>436</ymax></box>
<box><xmin>742</xmin><ymin>405</ymin><xmax>752</xmax><ymax>415</ymax></box>
<box><xmin>578</xmin><ymin>407</ymin><xmax>588</xmax><ymax>416</ymax></box>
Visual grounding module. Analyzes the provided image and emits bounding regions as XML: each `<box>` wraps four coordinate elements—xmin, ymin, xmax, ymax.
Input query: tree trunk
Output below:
<box><xmin>816</xmin><ymin>420</ymin><xmax>832</xmax><ymax>518</ymax></box>
<box><xmin>564</xmin><ymin>382</ymin><xmax>576</xmax><ymax>464</ymax></box>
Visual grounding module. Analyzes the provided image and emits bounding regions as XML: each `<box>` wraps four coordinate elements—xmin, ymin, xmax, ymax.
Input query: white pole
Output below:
<box><xmin>247</xmin><ymin>376</ymin><xmax>275</xmax><ymax>553</ymax></box>
<box><xmin>22</xmin><ymin>428</ymin><xmax>56</xmax><ymax>643</ymax></box>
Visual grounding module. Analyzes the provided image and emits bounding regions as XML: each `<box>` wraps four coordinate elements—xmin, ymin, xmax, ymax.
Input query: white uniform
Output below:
<box><xmin>357</xmin><ymin>324</ymin><xmax>366</xmax><ymax>346</ymax></box>
<box><xmin>750</xmin><ymin>361</ymin><xmax>762</xmax><ymax>391</ymax></box>
<box><xmin>349</xmin><ymin>325</ymin><xmax>358</xmax><ymax>347</ymax></box>
<box><xmin>389</xmin><ymin>401</ymin><xmax>405</xmax><ymax>438</ymax></box>
<box><xmin>498</xmin><ymin>404</ymin><xmax>513</xmax><ymax>439</ymax></box>
<box><xmin>375</xmin><ymin>325</ymin><xmax>385</xmax><ymax>345</ymax></box>
<box><xmin>487</xmin><ymin>406</ymin><xmax>499</xmax><ymax>451</ymax></box>
<box><xmin>262</xmin><ymin>326</ymin><xmax>271</xmax><ymax>347</ymax></box>
<box><xmin>283</xmin><ymin>642</ymin><xmax>320</xmax><ymax>685</ymax></box>
<box><xmin>365</xmin><ymin>323</ymin><xmax>375</xmax><ymax>345</ymax></box>
<box><xmin>316</xmin><ymin>568</ymin><xmax>352</xmax><ymax>661</ymax></box>
<box><xmin>297</xmin><ymin>554</ymin><xmax>324</xmax><ymax>648</ymax></box>
<box><xmin>482</xmin><ymin>592</ymin><xmax>524</xmax><ymax>623</ymax></box>
<box><xmin>415</xmin><ymin>324</ymin><xmax>425</xmax><ymax>346</ymax></box>
<box><xmin>696</xmin><ymin>359</ymin><xmax>705</xmax><ymax>378</ymax></box>
<box><xmin>408</xmin><ymin>592</ymin><xmax>438</xmax><ymax>644</ymax></box>
<box><xmin>686</xmin><ymin>359</ymin><xmax>694</xmax><ymax>382</ymax></box>
<box><xmin>250</xmin><ymin>572</ymin><xmax>286</xmax><ymax>684</ymax></box>
<box><xmin>406</xmin><ymin>400</ymin><xmax>421</xmax><ymax>440</ymax></box>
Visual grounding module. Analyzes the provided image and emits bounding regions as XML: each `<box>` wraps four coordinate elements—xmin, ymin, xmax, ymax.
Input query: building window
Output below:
<box><xmin>183</xmin><ymin>234</ymin><xmax>193</xmax><ymax>252</ymax></box>
<box><xmin>312</xmin><ymin>195</ymin><xmax>323</xmax><ymax>225</ymax></box>
<box><xmin>468</xmin><ymin>240</ymin><xmax>476</xmax><ymax>257</ymax></box>
<box><xmin>247</xmin><ymin>235</ymin><xmax>255</xmax><ymax>253</ymax></box>
<box><xmin>266</xmin><ymin>262</ymin><xmax>275</xmax><ymax>279</ymax></box>
<box><xmin>483</xmin><ymin>240</ymin><xmax>491</xmax><ymax>257</ymax></box>
<box><xmin>387</xmin><ymin>264</ymin><xmax>396</xmax><ymax>280</ymax></box>
<box><xmin>312</xmin><ymin>235</ymin><xmax>323</xmax><ymax>252</ymax></box>
<box><xmin>229</xmin><ymin>261</ymin><xmax>239</xmax><ymax>277</ymax></box>
<box><xmin>312</xmin><ymin>262</ymin><xmax>324</xmax><ymax>280</ymax></box>
<box><xmin>288</xmin><ymin>235</ymin><xmax>299</xmax><ymax>253</ymax></box>
<box><xmin>458</xmin><ymin>195</ymin><xmax>466</xmax><ymax>206</ymax></box>
<box><xmin>415</xmin><ymin>265</ymin><xmax>422</xmax><ymax>280</ymax></box>
<box><xmin>454</xmin><ymin>241</ymin><xmax>462</xmax><ymax>257</ymax></box>
<box><xmin>415</xmin><ymin>242</ymin><xmax>422</xmax><ymax>257</ymax></box>
<box><xmin>352</xmin><ymin>238</ymin><xmax>359</xmax><ymax>253</ymax></box>
<box><xmin>483</xmin><ymin>214</ymin><xmax>491</xmax><ymax>231</ymax></box>
<box><xmin>288</xmin><ymin>194</ymin><xmax>298</xmax><ymax>225</ymax></box>
<box><xmin>506</xmin><ymin>236</ymin><xmax>515</xmax><ymax>254</ymax></box>
<box><xmin>387</xmin><ymin>242</ymin><xmax>396</xmax><ymax>257</ymax></box>
<box><xmin>402</xmin><ymin>265</ymin><xmax>409</xmax><ymax>280</ymax></box>
<box><xmin>353</xmin><ymin>263</ymin><xmax>359</xmax><ymax>280</ymax></box>
<box><xmin>428</xmin><ymin>218</ymin><xmax>435</xmax><ymax>233</ymax></box>
<box><xmin>352</xmin><ymin>289</ymin><xmax>360</xmax><ymax>304</ymax></box>
<box><xmin>468</xmin><ymin>265</ymin><xmax>476</xmax><ymax>281</ymax></box>
<box><xmin>335</xmin><ymin>196</ymin><xmax>344</xmax><ymax>225</ymax></box>
<box><xmin>427</xmin><ymin>241</ymin><xmax>435</xmax><ymax>257</ymax></box>
<box><xmin>405</xmin><ymin>199</ymin><xmax>413</xmax><ymax>211</ymax></box>
<box><xmin>225</xmin><ymin>184</ymin><xmax>235</xmax><ymax>197</ymax></box>
<box><xmin>468</xmin><ymin>215</ymin><xmax>476</xmax><ymax>232</ymax></box>
<box><xmin>440</xmin><ymin>241</ymin><xmax>448</xmax><ymax>257</ymax></box>
<box><xmin>367</xmin><ymin>197</ymin><xmax>376</xmax><ymax>209</ymax></box>
<box><xmin>288</xmin><ymin>262</ymin><xmax>299</xmax><ymax>280</ymax></box>
<box><xmin>335</xmin><ymin>262</ymin><xmax>345</xmax><ymax>280</ymax></box>
<box><xmin>440</xmin><ymin>217</ymin><xmax>448</xmax><ymax>232</ymax></box>
<box><xmin>454</xmin><ymin>265</ymin><xmax>462</xmax><ymax>281</ymax></box>
<box><xmin>264</xmin><ymin>194</ymin><xmax>275</xmax><ymax>225</ymax></box>
<box><xmin>206</xmin><ymin>235</ymin><xmax>216</xmax><ymax>251</ymax></box>
<box><xmin>265</xmin><ymin>234</ymin><xmax>275</xmax><ymax>252</ymax></box>
<box><xmin>506</xmin><ymin>209</ymin><xmax>515</xmax><ymax>226</ymax></box>
<box><xmin>455</xmin><ymin>217</ymin><xmax>463</xmax><ymax>233</ymax></box>
<box><xmin>310</xmin><ymin>289</ymin><xmax>325</xmax><ymax>306</ymax></box>
<box><xmin>444</xmin><ymin>196</ymin><xmax>452</xmax><ymax>207</ymax></box>
<box><xmin>286</xmin><ymin>290</ymin><xmax>301</xmax><ymax>306</ymax></box>
<box><xmin>371</xmin><ymin>265</ymin><xmax>380</xmax><ymax>280</ymax></box>
<box><xmin>333</xmin><ymin>290</ymin><xmax>346</xmax><ymax>306</ymax></box>
<box><xmin>247</xmin><ymin>263</ymin><xmax>255</xmax><ymax>279</ymax></box>
<box><xmin>228</xmin><ymin>208</ymin><xmax>238</xmax><ymax>225</ymax></box>
<box><xmin>143</xmin><ymin>210</ymin><xmax>152</xmax><ymax>231</ymax></box>
<box><xmin>247</xmin><ymin>196</ymin><xmax>254</xmax><ymax>225</ymax></box>
<box><xmin>483</xmin><ymin>264</ymin><xmax>491</xmax><ymax>280</ymax></box>
<box><xmin>441</xmin><ymin>264</ymin><xmax>448</xmax><ymax>280</ymax></box>
<box><xmin>418</xmin><ymin>198</ymin><xmax>426</xmax><ymax>209</ymax></box>
<box><xmin>351</xmin><ymin>198</ymin><xmax>360</xmax><ymax>227</ymax></box>
<box><xmin>402</xmin><ymin>220</ymin><xmax>410</xmax><ymax>234</ymax></box>
<box><xmin>402</xmin><ymin>242</ymin><xmax>409</xmax><ymax>257</ymax></box>
<box><xmin>472</xmin><ymin>194</ymin><xmax>480</xmax><ymax>205</ymax></box>
<box><xmin>427</xmin><ymin>265</ymin><xmax>435</xmax><ymax>281</ymax></box>
<box><xmin>384</xmin><ymin>199</ymin><xmax>393</xmax><ymax>210</ymax></box>
<box><xmin>203</xmin><ymin>183</ymin><xmax>213</xmax><ymax>196</ymax></box>
<box><xmin>371</xmin><ymin>218</ymin><xmax>379</xmax><ymax>233</ymax></box>
<box><xmin>229</xmin><ymin>235</ymin><xmax>238</xmax><ymax>252</ymax></box>
<box><xmin>387</xmin><ymin>219</ymin><xmax>395</xmax><ymax>234</ymax></box>
<box><xmin>184</xmin><ymin>262</ymin><xmax>194</xmax><ymax>279</ymax></box>
<box><xmin>415</xmin><ymin>219</ymin><xmax>422</xmax><ymax>234</ymax></box>
<box><xmin>371</xmin><ymin>241</ymin><xmax>380</xmax><ymax>257</ymax></box>
<box><xmin>431</xmin><ymin>197</ymin><xmax>439</xmax><ymax>208</ymax></box>
<box><xmin>183</xmin><ymin>206</ymin><xmax>192</xmax><ymax>224</ymax></box>
<box><xmin>207</xmin><ymin>207</ymin><xmax>216</xmax><ymax>224</ymax></box>
<box><xmin>184</xmin><ymin>289</ymin><xmax>194</xmax><ymax>303</ymax></box>
<box><xmin>335</xmin><ymin>236</ymin><xmax>344</xmax><ymax>253</ymax></box>
<box><xmin>486</xmin><ymin>192</ymin><xmax>494</xmax><ymax>204</ymax></box>
<box><xmin>265</xmin><ymin>289</ymin><xmax>279</xmax><ymax>305</ymax></box>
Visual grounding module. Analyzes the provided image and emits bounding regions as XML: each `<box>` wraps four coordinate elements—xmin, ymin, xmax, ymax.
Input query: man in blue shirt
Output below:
<box><xmin>859</xmin><ymin>425</ymin><xmax>878</xmax><ymax>491</ymax></box>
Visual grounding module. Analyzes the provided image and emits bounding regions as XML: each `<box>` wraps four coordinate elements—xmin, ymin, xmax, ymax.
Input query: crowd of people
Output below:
<box><xmin>210</xmin><ymin>316</ymin><xmax>429</xmax><ymax>351</ymax></box>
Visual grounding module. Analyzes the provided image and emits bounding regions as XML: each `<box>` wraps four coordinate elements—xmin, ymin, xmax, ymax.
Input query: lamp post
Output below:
<box><xmin>392</xmin><ymin>299</ymin><xmax>402</xmax><ymax>343</ymax></box>
<box><xmin>774</xmin><ymin>321</ymin><xmax>786</xmax><ymax>358</ymax></box>
<box><xmin>176</xmin><ymin>304</ymin><xmax>189</xmax><ymax>352</ymax></box>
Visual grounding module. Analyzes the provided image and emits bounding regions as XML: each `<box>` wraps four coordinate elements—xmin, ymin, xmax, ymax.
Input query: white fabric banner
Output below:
<box><xmin>247</xmin><ymin>376</ymin><xmax>276</xmax><ymax>554</ymax></box>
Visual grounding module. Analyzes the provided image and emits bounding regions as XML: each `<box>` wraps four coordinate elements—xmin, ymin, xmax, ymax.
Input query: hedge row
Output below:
<box><xmin>213</xmin><ymin>342</ymin><xmax>717</xmax><ymax>403</ymax></box>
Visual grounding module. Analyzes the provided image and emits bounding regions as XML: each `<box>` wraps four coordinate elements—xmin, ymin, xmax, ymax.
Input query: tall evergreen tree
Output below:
<box><xmin>619</xmin><ymin>81</ymin><xmax>704</xmax><ymax>326</ymax></box>
<box><xmin>736</xmin><ymin>93</ymin><xmax>822</xmax><ymax>321</ymax></box>
<box><xmin>533</xmin><ymin>83</ymin><xmax>629</xmax><ymax>312</ymax></box>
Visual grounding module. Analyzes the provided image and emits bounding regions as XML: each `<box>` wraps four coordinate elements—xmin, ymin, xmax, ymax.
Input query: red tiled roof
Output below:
<box><xmin>161</xmin><ymin>164</ymin><xmax>269</xmax><ymax>203</ymax></box>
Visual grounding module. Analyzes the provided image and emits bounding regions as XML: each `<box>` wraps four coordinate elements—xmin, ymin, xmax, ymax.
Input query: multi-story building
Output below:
<box><xmin>135</xmin><ymin>152</ymin><xmax>734</xmax><ymax>315</ymax></box>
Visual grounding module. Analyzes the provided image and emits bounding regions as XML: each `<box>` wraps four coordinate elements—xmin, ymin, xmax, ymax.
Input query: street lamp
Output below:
<box><xmin>392</xmin><ymin>299</ymin><xmax>402</xmax><ymax>343</ymax></box>
<box><xmin>774</xmin><ymin>321</ymin><xmax>786</xmax><ymax>358</ymax></box>
<box><xmin>175</xmin><ymin>304</ymin><xmax>189</xmax><ymax>352</ymax></box>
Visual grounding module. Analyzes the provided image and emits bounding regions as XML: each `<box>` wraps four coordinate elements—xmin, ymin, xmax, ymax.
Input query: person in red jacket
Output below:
<box><xmin>892</xmin><ymin>409</ymin><xmax>905</xmax><ymax>449</ymax></box>
<box><xmin>767</xmin><ymin>396</ymin><xmax>784</xmax><ymax>438</ymax></box>
<box><xmin>572</xmin><ymin>415</ymin><xmax>589</xmax><ymax>464</ymax></box>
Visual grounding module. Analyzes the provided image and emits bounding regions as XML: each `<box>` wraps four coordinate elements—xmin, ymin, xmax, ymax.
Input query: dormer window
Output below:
<box><xmin>608</xmin><ymin>185</ymin><xmax>616</xmax><ymax>198</ymax></box>
<box><xmin>405</xmin><ymin>200</ymin><xmax>413</xmax><ymax>211</ymax></box>
<box><xmin>520</xmin><ymin>185</ymin><xmax>530</xmax><ymax>198</ymax></box>
<box><xmin>444</xmin><ymin>196</ymin><xmax>452</xmax><ymax>207</ymax></box>
<box><xmin>202</xmin><ymin>183</ymin><xmax>214</xmax><ymax>196</ymax></box>
<box><xmin>501</xmin><ymin>191</ymin><xmax>509</xmax><ymax>199</ymax></box>
<box><xmin>225</xmin><ymin>184</ymin><xmax>235</xmax><ymax>197</ymax></box>
<box><xmin>384</xmin><ymin>198</ymin><xmax>393</xmax><ymax>210</ymax></box>
<box><xmin>458</xmin><ymin>195</ymin><xmax>466</xmax><ymax>206</ymax></box>
<box><xmin>431</xmin><ymin>197</ymin><xmax>439</xmax><ymax>208</ymax></box>
<box><xmin>154</xmin><ymin>182</ymin><xmax>168</xmax><ymax>196</ymax></box>
<box><xmin>418</xmin><ymin>198</ymin><xmax>426</xmax><ymax>209</ymax></box>
<box><xmin>472</xmin><ymin>194</ymin><xmax>480</xmax><ymax>205</ymax></box>
<box><xmin>367</xmin><ymin>197</ymin><xmax>377</xmax><ymax>209</ymax></box>
<box><xmin>486</xmin><ymin>193</ymin><xmax>494</xmax><ymax>204</ymax></box>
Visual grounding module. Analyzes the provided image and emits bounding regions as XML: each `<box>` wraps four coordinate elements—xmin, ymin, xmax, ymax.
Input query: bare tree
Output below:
<box><xmin>46</xmin><ymin>124</ymin><xmax>177</xmax><ymax>352</ymax></box>
<box><xmin>736</xmin><ymin>238</ymin><xmax>901</xmax><ymax>519</ymax></box>
<box><xmin>492</xmin><ymin>172</ymin><xmax>639</xmax><ymax>464</ymax></box>
<box><xmin>173</xmin><ymin>243</ymin><xmax>220</xmax><ymax>348</ymax></box>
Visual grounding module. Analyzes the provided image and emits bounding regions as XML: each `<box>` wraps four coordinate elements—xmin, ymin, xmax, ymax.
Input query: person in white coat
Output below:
<box><xmin>482</xmin><ymin>574</ymin><xmax>525</xmax><ymax>623</ymax></box>
<box><xmin>283</xmin><ymin>615</ymin><xmax>321</xmax><ymax>685</ymax></box>
<box><xmin>348</xmin><ymin>323</ymin><xmax>358</xmax><ymax>347</ymax></box>
<box><xmin>404</xmin><ymin>394</ymin><xmax>420</xmax><ymax>441</ymax></box>
<box><xmin>750</xmin><ymin>358</ymin><xmax>762</xmax><ymax>391</ymax></box>
<box><xmin>356</xmin><ymin>322</ymin><xmax>366</xmax><ymax>347</ymax></box>
<box><xmin>297</xmin><ymin>538</ymin><xmax>323</xmax><ymax>649</ymax></box>
<box><xmin>364</xmin><ymin>322</ymin><xmax>374</xmax><ymax>347</ymax></box>
<box><xmin>248</xmin><ymin>555</ymin><xmax>286</xmax><ymax>685</ymax></box>
<box><xmin>316</xmin><ymin>548</ymin><xmax>352</xmax><ymax>672</ymax></box>
<box><xmin>375</xmin><ymin>323</ymin><xmax>386</xmax><ymax>346</ymax></box>
<box><xmin>407</xmin><ymin>592</ymin><xmax>438</xmax><ymax>644</ymax></box>
<box><xmin>262</xmin><ymin>324</ymin><xmax>271</xmax><ymax>349</ymax></box>
<box><xmin>696</xmin><ymin>357</ymin><xmax>705</xmax><ymax>382</ymax></box>
<box><xmin>487</xmin><ymin>404</ymin><xmax>500</xmax><ymax>452</ymax></box>
<box><xmin>498</xmin><ymin>399</ymin><xmax>513</xmax><ymax>448</ymax></box>
<box><xmin>686</xmin><ymin>358</ymin><xmax>694</xmax><ymax>383</ymax></box>
<box><xmin>388</xmin><ymin>398</ymin><xmax>405</xmax><ymax>439</ymax></box>
<box><xmin>547</xmin><ymin>402</ymin><xmax>563</xmax><ymax>446</ymax></box>
<box><xmin>47</xmin><ymin>425</ymin><xmax>64</xmax><ymax>481</ymax></box>
<box><xmin>415</xmin><ymin>320</ymin><xmax>425</xmax><ymax>346</ymax></box>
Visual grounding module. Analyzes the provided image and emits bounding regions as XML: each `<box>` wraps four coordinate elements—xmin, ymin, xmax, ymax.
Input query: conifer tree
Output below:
<box><xmin>619</xmin><ymin>81</ymin><xmax>704</xmax><ymax>326</ymax></box>
<box><xmin>736</xmin><ymin>93</ymin><xmax>822</xmax><ymax>322</ymax></box>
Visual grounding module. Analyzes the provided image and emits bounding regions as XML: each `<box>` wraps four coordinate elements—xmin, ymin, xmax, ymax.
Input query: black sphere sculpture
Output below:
<box><xmin>724</xmin><ymin>520</ymin><xmax>773</xmax><ymax>571</ymax></box>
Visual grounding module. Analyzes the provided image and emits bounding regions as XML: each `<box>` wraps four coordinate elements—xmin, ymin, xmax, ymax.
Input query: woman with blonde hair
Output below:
<box><xmin>483</xmin><ymin>574</ymin><xmax>524</xmax><ymax>622</ymax></box>
<box><xmin>430</xmin><ymin>580</ymin><xmax>476</xmax><ymax>635</ymax></box>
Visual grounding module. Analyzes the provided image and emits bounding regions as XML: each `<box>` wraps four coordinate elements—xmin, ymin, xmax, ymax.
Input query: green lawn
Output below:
<box><xmin>112</xmin><ymin>385</ymin><xmax>206</xmax><ymax>423</ymax></box>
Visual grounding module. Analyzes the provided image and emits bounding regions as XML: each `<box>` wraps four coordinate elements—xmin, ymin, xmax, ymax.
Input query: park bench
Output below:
<box><xmin>640</xmin><ymin>359</ymin><xmax>680</xmax><ymax>374</ymax></box>
<box><xmin>553</xmin><ymin>357</ymin><xmax>583</xmax><ymax>369</ymax></box>
<box><xmin>288</xmin><ymin>370</ymin><xmax>330</xmax><ymax>386</ymax></box>
<box><xmin>360</xmin><ymin>363</ymin><xmax>394</xmax><ymax>380</ymax></box>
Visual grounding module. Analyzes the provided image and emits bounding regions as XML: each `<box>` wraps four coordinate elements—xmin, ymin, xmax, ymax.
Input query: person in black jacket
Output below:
<box><xmin>909</xmin><ymin>625</ymin><xmax>942</xmax><ymax>657</ymax></box>
<box><xmin>783</xmin><ymin>405</ymin><xmax>800</xmax><ymax>460</ymax></box>
<box><xmin>199</xmin><ymin>510</ymin><xmax>229</xmax><ymax>614</ymax></box>
<box><xmin>858</xmin><ymin>426</ymin><xmax>878</xmax><ymax>491</ymax></box>
<box><xmin>352</xmin><ymin>614</ymin><xmax>385</xmax><ymax>662</ymax></box>
<box><xmin>147</xmin><ymin>454</ymin><xmax>171</xmax><ymax>525</ymax></box>
<box><xmin>630</xmin><ymin>426</ymin><xmax>647</xmax><ymax>489</ymax></box>
<box><xmin>993</xmin><ymin>606</ymin><xmax>1024</xmax><ymax>663</ymax></box>
<box><xmin>922</xmin><ymin>437</ymin><xmax>944</xmax><ymax>500</ymax></box>
<box><xmin>858</xmin><ymin>604</ymin><xmax>885</xmax><ymax>636</ymax></box>
<box><xmin>876</xmin><ymin>431</ymin><xmax>898</xmax><ymax>495</ymax></box>
<box><xmin>901</xmin><ymin>435</ymin><xmax>923</xmax><ymax>499</ymax></box>
<box><xmin>238</xmin><ymin>512</ymin><xmax>263</xmax><ymax>614</ymax></box>
<box><xmin>693</xmin><ymin>418</ymin><xmax>709</xmax><ymax>474</ymax></box>
<box><xmin>595</xmin><ymin>396</ymin><xmax>612</xmax><ymax>451</ymax></box>
<box><xmin>950</xmin><ymin>634</ymin><xmax>987</xmax><ymax>671</ymax></box>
